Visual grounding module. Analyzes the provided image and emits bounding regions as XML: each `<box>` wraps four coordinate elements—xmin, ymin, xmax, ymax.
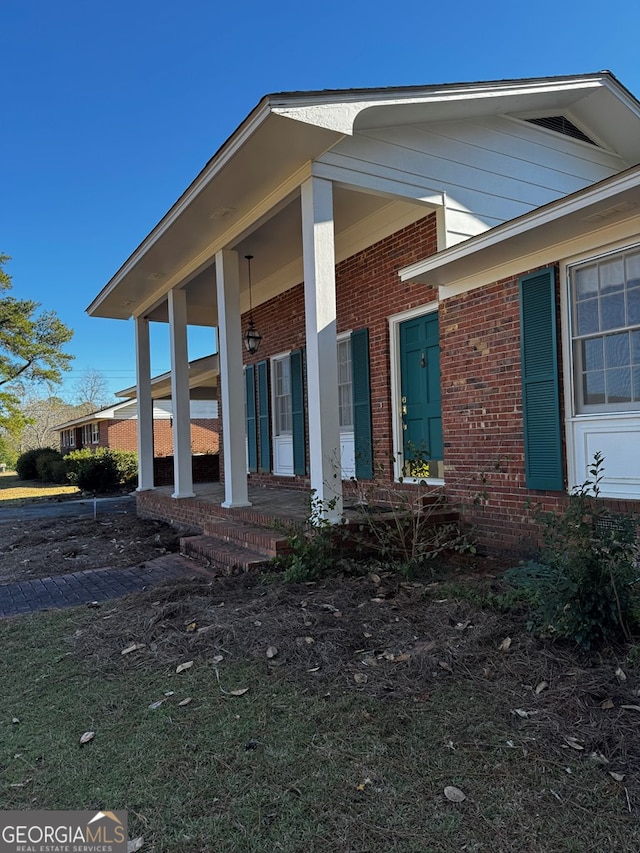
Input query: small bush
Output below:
<box><xmin>35</xmin><ymin>450</ymin><xmax>68</xmax><ymax>483</ymax></box>
<box><xmin>349</xmin><ymin>450</ymin><xmax>474</xmax><ymax>576</ymax></box>
<box><xmin>64</xmin><ymin>448</ymin><xmax>137</xmax><ymax>493</ymax></box>
<box><xmin>108</xmin><ymin>449</ymin><xmax>138</xmax><ymax>488</ymax></box>
<box><xmin>77</xmin><ymin>453</ymin><xmax>120</xmax><ymax>493</ymax></box>
<box><xmin>0</xmin><ymin>436</ymin><xmax>18</xmax><ymax>470</ymax></box>
<box><xmin>16</xmin><ymin>447</ymin><xmax>60</xmax><ymax>480</ymax></box>
<box><xmin>505</xmin><ymin>452</ymin><xmax>639</xmax><ymax>648</ymax></box>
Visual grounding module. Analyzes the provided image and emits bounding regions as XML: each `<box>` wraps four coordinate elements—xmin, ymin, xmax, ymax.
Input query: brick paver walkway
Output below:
<box><xmin>0</xmin><ymin>554</ymin><xmax>198</xmax><ymax>618</ymax></box>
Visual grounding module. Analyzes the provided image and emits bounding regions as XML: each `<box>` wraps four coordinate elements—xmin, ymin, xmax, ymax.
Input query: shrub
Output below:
<box><xmin>64</xmin><ymin>448</ymin><xmax>138</xmax><ymax>493</ymax></box>
<box><xmin>35</xmin><ymin>449</ymin><xmax>68</xmax><ymax>483</ymax></box>
<box><xmin>504</xmin><ymin>452</ymin><xmax>639</xmax><ymax>648</ymax></box>
<box><xmin>271</xmin><ymin>493</ymin><xmax>354</xmax><ymax>583</ymax></box>
<box><xmin>108</xmin><ymin>449</ymin><xmax>138</xmax><ymax>488</ymax></box>
<box><xmin>16</xmin><ymin>447</ymin><xmax>60</xmax><ymax>480</ymax></box>
<box><xmin>349</xmin><ymin>450</ymin><xmax>474</xmax><ymax>577</ymax></box>
<box><xmin>0</xmin><ymin>436</ymin><xmax>18</xmax><ymax>470</ymax></box>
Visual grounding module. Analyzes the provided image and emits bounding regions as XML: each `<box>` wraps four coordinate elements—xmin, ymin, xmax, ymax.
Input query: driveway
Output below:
<box><xmin>0</xmin><ymin>494</ymin><xmax>136</xmax><ymax>523</ymax></box>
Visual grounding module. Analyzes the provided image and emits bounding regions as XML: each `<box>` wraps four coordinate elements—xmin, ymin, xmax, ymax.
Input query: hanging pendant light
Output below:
<box><xmin>242</xmin><ymin>254</ymin><xmax>262</xmax><ymax>355</ymax></box>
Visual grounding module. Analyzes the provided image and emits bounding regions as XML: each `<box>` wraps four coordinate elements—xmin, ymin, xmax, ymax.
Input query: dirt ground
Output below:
<box><xmin>76</xmin><ymin>567</ymin><xmax>640</xmax><ymax>804</ymax></box>
<box><xmin>0</xmin><ymin>513</ymin><xmax>182</xmax><ymax>584</ymax></box>
<box><xmin>2</xmin><ymin>506</ymin><xmax>639</xmax><ymax>805</ymax></box>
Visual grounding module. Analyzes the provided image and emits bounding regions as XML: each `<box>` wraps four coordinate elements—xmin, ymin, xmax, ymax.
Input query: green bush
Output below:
<box><xmin>35</xmin><ymin>450</ymin><xmax>68</xmax><ymax>483</ymax></box>
<box><xmin>0</xmin><ymin>436</ymin><xmax>18</xmax><ymax>470</ymax></box>
<box><xmin>108</xmin><ymin>449</ymin><xmax>138</xmax><ymax>487</ymax></box>
<box><xmin>505</xmin><ymin>452</ymin><xmax>639</xmax><ymax>648</ymax></box>
<box><xmin>15</xmin><ymin>447</ymin><xmax>60</xmax><ymax>480</ymax></box>
<box><xmin>64</xmin><ymin>447</ymin><xmax>138</xmax><ymax>492</ymax></box>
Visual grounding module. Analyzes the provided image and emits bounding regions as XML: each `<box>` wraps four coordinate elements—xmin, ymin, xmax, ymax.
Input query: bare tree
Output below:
<box><xmin>72</xmin><ymin>369</ymin><xmax>114</xmax><ymax>415</ymax></box>
<box><xmin>17</xmin><ymin>391</ymin><xmax>80</xmax><ymax>451</ymax></box>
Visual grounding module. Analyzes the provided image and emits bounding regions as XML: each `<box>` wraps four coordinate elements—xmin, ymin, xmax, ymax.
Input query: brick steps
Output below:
<box><xmin>180</xmin><ymin>518</ymin><xmax>292</xmax><ymax>574</ymax></box>
<box><xmin>203</xmin><ymin>520</ymin><xmax>292</xmax><ymax>558</ymax></box>
<box><xmin>179</xmin><ymin>495</ymin><xmax>460</xmax><ymax>574</ymax></box>
<box><xmin>180</xmin><ymin>534</ymin><xmax>271</xmax><ymax>573</ymax></box>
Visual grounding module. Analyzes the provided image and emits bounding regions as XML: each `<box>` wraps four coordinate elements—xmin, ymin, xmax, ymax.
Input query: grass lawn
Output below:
<box><xmin>1</xmin><ymin>573</ymin><xmax>639</xmax><ymax>853</ymax></box>
<box><xmin>0</xmin><ymin>470</ymin><xmax>79</xmax><ymax>504</ymax></box>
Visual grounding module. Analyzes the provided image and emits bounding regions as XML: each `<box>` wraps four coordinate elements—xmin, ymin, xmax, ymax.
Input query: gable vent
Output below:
<box><xmin>526</xmin><ymin>116</ymin><xmax>596</xmax><ymax>146</ymax></box>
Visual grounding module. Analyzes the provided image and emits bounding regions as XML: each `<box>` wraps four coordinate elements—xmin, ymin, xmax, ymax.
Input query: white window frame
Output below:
<box><xmin>337</xmin><ymin>332</ymin><xmax>354</xmax><ymax>431</ymax></box>
<box><xmin>388</xmin><ymin>301</ymin><xmax>442</xmax><ymax>485</ymax></box>
<box><xmin>271</xmin><ymin>351</ymin><xmax>294</xmax><ymax>477</ymax></box>
<box><xmin>569</xmin><ymin>244</ymin><xmax>640</xmax><ymax>414</ymax></box>
<box><xmin>272</xmin><ymin>352</ymin><xmax>292</xmax><ymax>437</ymax></box>
<box><xmin>561</xmin><ymin>238</ymin><xmax>640</xmax><ymax>499</ymax></box>
<box><xmin>91</xmin><ymin>422</ymin><xmax>100</xmax><ymax>444</ymax></box>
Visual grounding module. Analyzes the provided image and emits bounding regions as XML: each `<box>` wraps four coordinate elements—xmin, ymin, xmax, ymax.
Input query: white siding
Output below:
<box><xmin>112</xmin><ymin>399</ymin><xmax>218</xmax><ymax>420</ymax></box>
<box><xmin>321</xmin><ymin>116</ymin><xmax>627</xmax><ymax>247</ymax></box>
<box><xmin>190</xmin><ymin>400</ymin><xmax>219</xmax><ymax>419</ymax></box>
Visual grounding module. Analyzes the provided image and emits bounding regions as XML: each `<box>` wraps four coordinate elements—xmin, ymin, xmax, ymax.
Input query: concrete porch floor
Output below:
<box><xmin>137</xmin><ymin>481</ymin><xmax>317</xmax><ymax>530</ymax></box>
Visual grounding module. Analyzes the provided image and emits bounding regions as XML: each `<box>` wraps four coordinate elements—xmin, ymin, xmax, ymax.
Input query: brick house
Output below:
<box><xmin>86</xmin><ymin>73</ymin><xmax>640</xmax><ymax>553</ymax></box>
<box><xmin>55</xmin><ymin>398</ymin><xmax>219</xmax><ymax>458</ymax></box>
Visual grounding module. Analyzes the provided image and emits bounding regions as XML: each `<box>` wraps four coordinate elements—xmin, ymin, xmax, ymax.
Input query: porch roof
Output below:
<box><xmin>116</xmin><ymin>354</ymin><xmax>219</xmax><ymax>400</ymax></box>
<box><xmin>86</xmin><ymin>73</ymin><xmax>639</xmax><ymax>327</ymax></box>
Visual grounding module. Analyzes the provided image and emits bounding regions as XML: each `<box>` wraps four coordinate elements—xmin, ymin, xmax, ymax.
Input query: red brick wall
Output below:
<box><xmin>191</xmin><ymin>419</ymin><xmax>219</xmax><ymax>454</ymax></box>
<box><xmin>233</xmin><ymin>214</ymin><xmax>439</xmax><ymax>488</ymax></box>
<box><xmin>440</xmin><ymin>267</ymin><xmax>639</xmax><ymax>554</ymax></box>
<box><xmin>105</xmin><ymin>418</ymin><xmax>219</xmax><ymax>456</ymax></box>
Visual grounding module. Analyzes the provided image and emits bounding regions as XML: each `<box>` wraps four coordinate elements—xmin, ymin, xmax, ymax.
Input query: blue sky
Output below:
<box><xmin>2</xmin><ymin>0</ymin><xmax>640</xmax><ymax>400</ymax></box>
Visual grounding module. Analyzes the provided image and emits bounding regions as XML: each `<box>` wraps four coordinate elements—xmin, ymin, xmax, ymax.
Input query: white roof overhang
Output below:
<box><xmin>87</xmin><ymin>73</ymin><xmax>640</xmax><ymax>323</ymax></box>
<box><xmin>400</xmin><ymin>166</ymin><xmax>640</xmax><ymax>295</ymax></box>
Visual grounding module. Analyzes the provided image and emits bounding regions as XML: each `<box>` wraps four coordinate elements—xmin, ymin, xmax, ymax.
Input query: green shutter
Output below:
<box><xmin>290</xmin><ymin>348</ymin><xmax>306</xmax><ymax>476</ymax></box>
<box><xmin>351</xmin><ymin>327</ymin><xmax>373</xmax><ymax>480</ymax></box>
<box><xmin>257</xmin><ymin>360</ymin><xmax>271</xmax><ymax>474</ymax></box>
<box><xmin>245</xmin><ymin>365</ymin><xmax>257</xmax><ymax>473</ymax></box>
<box><xmin>519</xmin><ymin>267</ymin><xmax>563</xmax><ymax>491</ymax></box>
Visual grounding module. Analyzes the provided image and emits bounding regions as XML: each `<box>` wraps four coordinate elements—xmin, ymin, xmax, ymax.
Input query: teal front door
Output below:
<box><xmin>399</xmin><ymin>312</ymin><xmax>443</xmax><ymax>479</ymax></box>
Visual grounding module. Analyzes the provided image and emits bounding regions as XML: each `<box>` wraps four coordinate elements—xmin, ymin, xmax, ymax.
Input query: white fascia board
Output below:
<box><xmin>53</xmin><ymin>404</ymin><xmax>123</xmax><ymax>430</ymax></box>
<box><xmin>86</xmin><ymin>101</ymin><xmax>273</xmax><ymax>317</ymax></box>
<box><xmin>271</xmin><ymin>75</ymin><xmax>608</xmax><ymax>134</ymax></box>
<box><xmin>399</xmin><ymin>167</ymin><xmax>640</xmax><ymax>285</ymax></box>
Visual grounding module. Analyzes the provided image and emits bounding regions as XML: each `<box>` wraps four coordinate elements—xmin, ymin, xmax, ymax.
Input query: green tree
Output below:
<box><xmin>0</xmin><ymin>254</ymin><xmax>74</xmax><ymax>432</ymax></box>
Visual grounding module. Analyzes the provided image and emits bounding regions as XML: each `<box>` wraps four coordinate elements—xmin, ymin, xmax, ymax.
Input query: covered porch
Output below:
<box><xmin>86</xmin><ymin>89</ymin><xmax>449</xmax><ymax>529</ymax></box>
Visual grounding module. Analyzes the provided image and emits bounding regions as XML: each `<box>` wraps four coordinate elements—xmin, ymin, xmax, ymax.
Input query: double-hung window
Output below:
<box><xmin>274</xmin><ymin>356</ymin><xmax>292</xmax><ymax>436</ymax></box>
<box><xmin>571</xmin><ymin>247</ymin><xmax>640</xmax><ymax>413</ymax></box>
<box><xmin>337</xmin><ymin>338</ymin><xmax>354</xmax><ymax>430</ymax></box>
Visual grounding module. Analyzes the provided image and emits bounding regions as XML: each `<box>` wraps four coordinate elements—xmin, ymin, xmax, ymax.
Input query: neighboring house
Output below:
<box><xmin>86</xmin><ymin>72</ymin><xmax>640</xmax><ymax>553</ymax></box>
<box><xmin>55</xmin><ymin>398</ymin><xmax>219</xmax><ymax>457</ymax></box>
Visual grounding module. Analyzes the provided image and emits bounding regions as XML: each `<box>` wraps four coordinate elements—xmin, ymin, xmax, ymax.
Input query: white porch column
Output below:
<box><xmin>168</xmin><ymin>288</ymin><xmax>195</xmax><ymax>498</ymax></box>
<box><xmin>301</xmin><ymin>176</ymin><xmax>343</xmax><ymax>523</ymax></box>
<box><xmin>215</xmin><ymin>249</ymin><xmax>251</xmax><ymax>508</ymax></box>
<box><xmin>134</xmin><ymin>316</ymin><xmax>154</xmax><ymax>491</ymax></box>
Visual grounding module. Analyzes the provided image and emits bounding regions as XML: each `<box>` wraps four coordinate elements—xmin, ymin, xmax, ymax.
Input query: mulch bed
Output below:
<box><xmin>72</xmin><ymin>565</ymin><xmax>640</xmax><ymax>801</ymax></box>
